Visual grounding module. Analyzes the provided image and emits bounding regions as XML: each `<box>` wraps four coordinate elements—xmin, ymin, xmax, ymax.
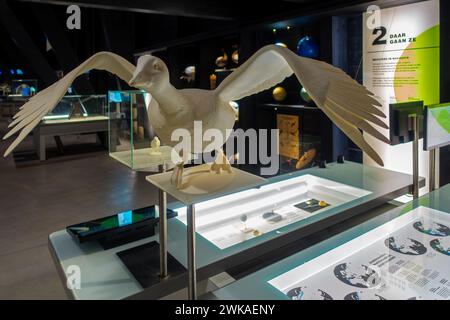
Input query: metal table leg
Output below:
<box><xmin>187</xmin><ymin>204</ymin><xmax>196</xmax><ymax>300</ymax></box>
<box><xmin>410</xmin><ymin>114</ymin><xmax>420</xmax><ymax>199</ymax></box>
<box><xmin>158</xmin><ymin>164</ymin><xmax>168</xmax><ymax>279</ymax></box>
<box><xmin>429</xmin><ymin>149</ymin><xmax>436</xmax><ymax>192</ymax></box>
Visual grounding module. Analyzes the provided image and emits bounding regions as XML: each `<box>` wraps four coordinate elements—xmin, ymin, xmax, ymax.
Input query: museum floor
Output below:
<box><xmin>0</xmin><ymin>121</ymin><xmax>160</xmax><ymax>299</ymax></box>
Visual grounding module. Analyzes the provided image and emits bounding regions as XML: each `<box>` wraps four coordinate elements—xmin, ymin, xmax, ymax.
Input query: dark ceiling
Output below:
<box><xmin>13</xmin><ymin>0</ymin><xmax>373</xmax><ymax>20</ymax></box>
<box><xmin>0</xmin><ymin>0</ymin><xmax>383</xmax><ymax>89</ymax></box>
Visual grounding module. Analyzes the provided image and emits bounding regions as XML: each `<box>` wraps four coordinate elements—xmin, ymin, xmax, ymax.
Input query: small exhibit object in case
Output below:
<box><xmin>424</xmin><ymin>103</ymin><xmax>450</xmax><ymax>151</ymax></box>
<box><xmin>295</xmin><ymin>199</ymin><xmax>330</xmax><ymax>213</ymax></box>
<box><xmin>108</xmin><ymin>90</ymin><xmax>165</xmax><ymax>170</ymax></box>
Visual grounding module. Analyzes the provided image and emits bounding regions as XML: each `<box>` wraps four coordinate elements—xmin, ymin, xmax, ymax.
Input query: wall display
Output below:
<box><xmin>277</xmin><ymin>114</ymin><xmax>300</xmax><ymax>159</ymax></box>
<box><xmin>275</xmin><ymin>42</ymin><xmax>287</xmax><ymax>48</ymax></box>
<box><xmin>0</xmin><ymin>83</ymin><xmax>11</xmax><ymax>95</ymax></box>
<box><xmin>295</xmin><ymin>148</ymin><xmax>317</xmax><ymax>170</ymax></box>
<box><xmin>209</xmin><ymin>73</ymin><xmax>217</xmax><ymax>90</ymax></box>
<box><xmin>175</xmin><ymin>174</ymin><xmax>371</xmax><ymax>250</ymax></box>
<box><xmin>215</xmin><ymin>49</ymin><xmax>228</xmax><ymax>69</ymax></box>
<box><xmin>362</xmin><ymin>0</ymin><xmax>439</xmax><ymax>186</ymax></box>
<box><xmin>424</xmin><ymin>103</ymin><xmax>450</xmax><ymax>151</ymax></box>
<box><xmin>11</xmin><ymin>79</ymin><xmax>37</xmax><ymax>97</ymax></box>
<box><xmin>300</xmin><ymin>87</ymin><xmax>312</xmax><ymax>103</ymax></box>
<box><xmin>269</xmin><ymin>206</ymin><xmax>450</xmax><ymax>300</ymax></box>
<box><xmin>43</xmin><ymin>94</ymin><xmax>107</xmax><ymax>121</ymax></box>
<box><xmin>272</xmin><ymin>86</ymin><xmax>287</xmax><ymax>102</ymax></box>
<box><xmin>231</xmin><ymin>49</ymin><xmax>239</xmax><ymax>64</ymax></box>
<box><xmin>4</xmin><ymin>45</ymin><xmax>390</xmax><ymax>189</ymax></box>
<box><xmin>296</xmin><ymin>36</ymin><xmax>319</xmax><ymax>59</ymax></box>
<box><xmin>180</xmin><ymin>66</ymin><xmax>196</xmax><ymax>83</ymax></box>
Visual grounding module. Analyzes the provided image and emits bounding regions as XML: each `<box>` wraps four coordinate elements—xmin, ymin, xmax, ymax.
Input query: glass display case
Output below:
<box><xmin>272</xmin><ymin>109</ymin><xmax>324</xmax><ymax>175</ymax></box>
<box><xmin>269</xmin><ymin>206</ymin><xmax>450</xmax><ymax>300</ymax></box>
<box><xmin>175</xmin><ymin>174</ymin><xmax>371</xmax><ymax>250</ymax></box>
<box><xmin>43</xmin><ymin>94</ymin><xmax>107</xmax><ymax>122</ymax></box>
<box><xmin>48</xmin><ymin>161</ymin><xmax>419</xmax><ymax>299</ymax></box>
<box><xmin>10</xmin><ymin>79</ymin><xmax>38</xmax><ymax>97</ymax></box>
<box><xmin>212</xmin><ymin>184</ymin><xmax>450</xmax><ymax>300</ymax></box>
<box><xmin>108</xmin><ymin>90</ymin><xmax>166</xmax><ymax>170</ymax></box>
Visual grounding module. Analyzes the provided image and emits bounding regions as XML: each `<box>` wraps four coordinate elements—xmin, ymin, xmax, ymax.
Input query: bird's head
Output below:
<box><xmin>129</xmin><ymin>55</ymin><xmax>169</xmax><ymax>91</ymax></box>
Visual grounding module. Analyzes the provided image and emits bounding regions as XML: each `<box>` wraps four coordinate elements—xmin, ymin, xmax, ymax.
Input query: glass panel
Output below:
<box><xmin>175</xmin><ymin>174</ymin><xmax>371</xmax><ymax>249</ymax></box>
<box><xmin>269</xmin><ymin>206</ymin><xmax>450</xmax><ymax>300</ymax></box>
<box><xmin>44</xmin><ymin>94</ymin><xmax>107</xmax><ymax>120</ymax></box>
<box><xmin>108</xmin><ymin>90</ymin><xmax>161</xmax><ymax>170</ymax></box>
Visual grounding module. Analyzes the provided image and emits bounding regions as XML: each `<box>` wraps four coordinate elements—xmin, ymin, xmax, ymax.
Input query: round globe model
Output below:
<box><xmin>272</xmin><ymin>86</ymin><xmax>287</xmax><ymax>102</ymax></box>
<box><xmin>232</xmin><ymin>50</ymin><xmax>239</xmax><ymax>64</ymax></box>
<box><xmin>300</xmin><ymin>87</ymin><xmax>312</xmax><ymax>103</ymax></box>
<box><xmin>297</xmin><ymin>36</ymin><xmax>319</xmax><ymax>59</ymax></box>
<box><xmin>275</xmin><ymin>42</ymin><xmax>287</xmax><ymax>48</ymax></box>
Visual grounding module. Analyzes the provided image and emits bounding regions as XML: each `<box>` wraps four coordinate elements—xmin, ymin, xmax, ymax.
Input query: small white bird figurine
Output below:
<box><xmin>3</xmin><ymin>45</ymin><xmax>389</xmax><ymax>176</ymax></box>
<box><xmin>149</xmin><ymin>136</ymin><xmax>161</xmax><ymax>155</ymax></box>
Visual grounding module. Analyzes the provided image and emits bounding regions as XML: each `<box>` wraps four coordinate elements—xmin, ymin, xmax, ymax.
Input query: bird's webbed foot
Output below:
<box><xmin>210</xmin><ymin>149</ymin><xmax>233</xmax><ymax>174</ymax></box>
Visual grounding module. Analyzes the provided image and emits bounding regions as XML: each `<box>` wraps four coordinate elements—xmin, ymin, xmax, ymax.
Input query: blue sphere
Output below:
<box><xmin>296</xmin><ymin>36</ymin><xmax>319</xmax><ymax>59</ymax></box>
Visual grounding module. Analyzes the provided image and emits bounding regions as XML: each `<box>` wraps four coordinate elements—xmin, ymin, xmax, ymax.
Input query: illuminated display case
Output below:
<box><xmin>269</xmin><ymin>206</ymin><xmax>450</xmax><ymax>300</ymax></box>
<box><xmin>48</xmin><ymin>161</ymin><xmax>420</xmax><ymax>299</ymax></box>
<box><xmin>175</xmin><ymin>173</ymin><xmax>371</xmax><ymax>250</ymax></box>
<box><xmin>212</xmin><ymin>184</ymin><xmax>450</xmax><ymax>300</ymax></box>
<box><xmin>276</xmin><ymin>112</ymin><xmax>323</xmax><ymax>174</ymax></box>
<box><xmin>11</xmin><ymin>79</ymin><xmax>38</xmax><ymax>97</ymax></box>
<box><xmin>43</xmin><ymin>94</ymin><xmax>107</xmax><ymax>121</ymax></box>
<box><xmin>108</xmin><ymin>90</ymin><xmax>169</xmax><ymax>170</ymax></box>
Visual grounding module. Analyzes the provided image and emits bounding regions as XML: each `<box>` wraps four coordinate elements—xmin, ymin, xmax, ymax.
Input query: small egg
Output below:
<box><xmin>319</xmin><ymin>201</ymin><xmax>327</xmax><ymax>207</ymax></box>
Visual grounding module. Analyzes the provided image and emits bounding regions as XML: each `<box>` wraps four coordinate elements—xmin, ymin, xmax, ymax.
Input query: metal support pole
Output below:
<box><xmin>187</xmin><ymin>204</ymin><xmax>197</xmax><ymax>300</ymax></box>
<box><xmin>410</xmin><ymin>114</ymin><xmax>420</xmax><ymax>199</ymax></box>
<box><xmin>429</xmin><ymin>149</ymin><xmax>436</xmax><ymax>192</ymax></box>
<box><xmin>158</xmin><ymin>164</ymin><xmax>168</xmax><ymax>279</ymax></box>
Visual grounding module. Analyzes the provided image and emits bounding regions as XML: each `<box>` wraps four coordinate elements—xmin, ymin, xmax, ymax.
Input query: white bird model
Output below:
<box><xmin>3</xmin><ymin>45</ymin><xmax>389</xmax><ymax>172</ymax></box>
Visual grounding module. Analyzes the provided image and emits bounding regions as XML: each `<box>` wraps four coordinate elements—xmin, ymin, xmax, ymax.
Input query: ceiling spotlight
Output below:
<box><xmin>287</xmin><ymin>26</ymin><xmax>291</xmax><ymax>30</ymax></box>
<box><xmin>272</xmin><ymin>28</ymin><xmax>277</xmax><ymax>33</ymax></box>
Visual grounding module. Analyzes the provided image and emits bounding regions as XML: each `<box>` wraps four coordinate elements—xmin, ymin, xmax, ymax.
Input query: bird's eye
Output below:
<box><xmin>153</xmin><ymin>61</ymin><xmax>162</xmax><ymax>71</ymax></box>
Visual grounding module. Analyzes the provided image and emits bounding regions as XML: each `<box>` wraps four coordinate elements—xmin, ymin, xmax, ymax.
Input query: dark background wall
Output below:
<box><xmin>0</xmin><ymin>0</ymin><xmax>447</xmax><ymax>182</ymax></box>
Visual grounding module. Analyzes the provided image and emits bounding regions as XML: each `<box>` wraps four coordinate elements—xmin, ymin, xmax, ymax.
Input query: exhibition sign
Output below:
<box><xmin>424</xmin><ymin>103</ymin><xmax>450</xmax><ymax>151</ymax></box>
<box><xmin>362</xmin><ymin>0</ymin><xmax>440</xmax><ymax>171</ymax></box>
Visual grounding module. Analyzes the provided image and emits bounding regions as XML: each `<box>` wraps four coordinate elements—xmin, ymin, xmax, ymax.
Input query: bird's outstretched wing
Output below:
<box><xmin>216</xmin><ymin>45</ymin><xmax>388</xmax><ymax>166</ymax></box>
<box><xmin>3</xmin><ymin>52</ymin><xmax>136</xmax><ymax>157</ymax></box>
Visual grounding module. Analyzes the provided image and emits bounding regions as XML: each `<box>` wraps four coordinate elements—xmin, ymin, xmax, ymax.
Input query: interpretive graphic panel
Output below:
<box><xmin>362</xmin><ymin>0</ymin><xmax>439</xmax><ymax>172</ymax></box>
<box><xmin>269</xmin><ymin>206</ymin><xmax>450</xmax><ymax>300</ymax></box>
<box><xmin>425</xmin><ymin>104</ymin><xmax>450</xmax><ymax>150</ymax></box>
